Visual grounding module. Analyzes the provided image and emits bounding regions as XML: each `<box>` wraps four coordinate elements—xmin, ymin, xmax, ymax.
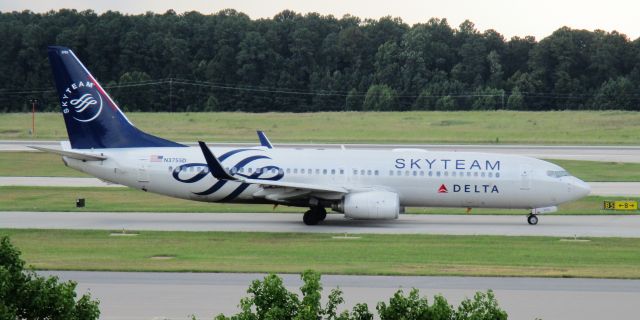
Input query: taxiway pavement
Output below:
<box><xmin>3</xmin><ymin>211</ymin><xmax>639</xmax><ymax>237</ymax></box>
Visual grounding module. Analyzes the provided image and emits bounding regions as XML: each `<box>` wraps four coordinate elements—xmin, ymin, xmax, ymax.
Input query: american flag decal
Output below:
<box><xmin>150</xmin><ymin>155</ymin><xmax>164</xmax><ymax>162</ymax></box>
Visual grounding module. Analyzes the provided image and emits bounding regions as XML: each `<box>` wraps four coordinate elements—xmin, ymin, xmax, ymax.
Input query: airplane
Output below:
<box><xmin>36</xmin><ymin>46</ymin><xmax>591</xmax><ymax>226</ymax></box>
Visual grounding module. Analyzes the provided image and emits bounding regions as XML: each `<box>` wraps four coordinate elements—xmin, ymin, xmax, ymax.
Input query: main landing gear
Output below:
<box><xmin>527</xmin><ymin>214</ymin><xmax>539</xmax><ymax>225</ymax></box>
<box><xmin>303</xmin><ymin>206</ymin><xmax>327</xmax><ymax>225</ymax></box>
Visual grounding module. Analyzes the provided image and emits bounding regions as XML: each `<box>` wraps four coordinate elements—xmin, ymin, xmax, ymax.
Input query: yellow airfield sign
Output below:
<box><xmin>603</xmin><ymin>200</ymin><xmax>638</xmax><ymax>211</ymax></box>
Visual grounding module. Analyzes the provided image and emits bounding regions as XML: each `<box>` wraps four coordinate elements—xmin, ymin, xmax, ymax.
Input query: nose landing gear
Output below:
<box><xmin>303</xmin><ymin>206</ymin><xmax>327</xmax><ymax>225</ymax></box>
<box><xmin>527</xmin><ymin>214</ymin><xmax>539</xmax><ymax>225</ymax></box>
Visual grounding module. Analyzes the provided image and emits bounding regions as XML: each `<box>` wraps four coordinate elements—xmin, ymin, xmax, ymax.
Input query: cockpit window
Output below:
<box><xmin>547</xmin><ymin>170</ymin><xmax>570</xmax><ymax>178</ymax></box>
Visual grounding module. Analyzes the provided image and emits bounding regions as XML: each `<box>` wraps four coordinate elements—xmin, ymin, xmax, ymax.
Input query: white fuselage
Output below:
<box><xmin>63</xmin><ymin>146</ymin><xmax>590</xmax><ymax>210</ymax></box>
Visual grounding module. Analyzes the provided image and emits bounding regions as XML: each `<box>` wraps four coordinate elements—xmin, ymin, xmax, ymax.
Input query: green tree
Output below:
<box><xmin>0</xmin><ymin>236</ymin><xmax>100</xmax><ymax>319</ymax></box>
<box><xmin>363</xmin><ymin>85</ymin><xmax>397</xmax><ymax>111</ymax></box>
<box><xmin>215</xmin><ymin>270</ymin><xmax>372</xmax><ymax>320</ymax></box>
<box><xmin>471</xmin><ymin>87</ymin><xmax>505</xmax><ymax>110</ymax></box>
<box><xmin>506</xmin><ymin>87</ymin><xmax>525</xmax><ymax>110</ymax></box>
<box><xmin>345</xmin><ymin>88</ymin><xmax>363</xmax><ymax>111</ymax></box>
<box><xmin>377</xmin><ymin>289</ymin><xmax>453</xmax><ymax>320</ymax></box>
<box><xmin>591</xmin><ymin>77</ymin><xmax>637</xmax><ymax>110</ymax></box>
<box><xmin>456</xmin><ymin>290</ymin><xmax>507</xmax><ymax>320</ymax></box>
<box><xmin>435</xmin><ymin>96</ymin><xmax>456</xmax><ymax>111</ymax></box>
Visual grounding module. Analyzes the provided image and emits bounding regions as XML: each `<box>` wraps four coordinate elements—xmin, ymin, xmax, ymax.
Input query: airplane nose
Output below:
<box><xmin>571</xmin><ymin>179</ymin><xmax>591</xmax><ymax>198</ymax></box>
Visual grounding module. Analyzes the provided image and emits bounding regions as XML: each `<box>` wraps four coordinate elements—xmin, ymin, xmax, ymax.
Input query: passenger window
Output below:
<box><xmin>488</xmin><ymin>172</ymin><xmax>493</xmax><ymax>178</ymax></box>
<box><xmin>436</xmin><ymin>171</ymin><xmax>441</xmax><ymax>177</ymax></box>
<box><xmin>419</xmin><ymin>171</ymin><xmax>424</xmax><ymax>176</ymax></box>
<box><xmin>353</xmin><ymin>169</ymin><xmax>358</xmax><ymax>175</ymax></box>
<box><xmin>316</xmin><ymin>169</ymin><xmax>320</xmax><ymax>174</ymax></box>
<box><xmin>397</xmin><ymin>170</ymin><xmax>402</xmax><ymax>176</ymax></box>
<box><xmin>481</xmin><ymin>172</ymin><xmax>486</xmax><ymax>177</ymax></box>
<box><xmin>496</xmin><ymin>172</ymin><xmax>500</xmax><ymax>178</ymax></box>
<box><xmin>444</xmin><ymin>171</ymin><xmax>448</xmax><ymax>176</ymax></box>
<box><xmin>323</xmin><ymin>169</ymin><xmax>327</xmax><ymax>175</ymax></box>
<box><xmin>331</xmin><ymin>169</ymin><xmax>336</xmax><ymax>175</ymax></box>
<box><xmin>340</xmin><ymin>169</ymin><xmax>344</xmax><ymax>175</ymax></box>
<box><xmin>367</xmin><ymin>170</ymin><xmax>372</xmax><ymax>175</ymax></box>
<box><xmin>168</xmin><ymin>166</ymin><xmax>173</xmax><ymax>172</ymax></box>
<box><xmin>294</xmin><ymin>168</ymin><xmax>298</xmax><ymax>174</ymax></box>
<box><xmin>374</xmin><ymin>170</ymin><xmax>379</xmax><ymax>176</ymax></box>
<box><xmin>361</xmin><ymin>169</ymin><xmax>365</xmax><ymax>175</ymax></box>
<box><xmin>474</xmin><ymin>172</ymin><xmax>478</xmax><ymax>177</ymax></box>
<box><xmin>428</xmin><ymin>171</ymin><xmax>433</xmax><ymax>177</ymax></box>
<box><xmin>412</xmin><ymin>171</ymin><xmax>417</xmax><ymax>176</ymax></box>
<box><xmin>452</xmin><ymin>171</ymin><xmax>457</xmax><ymax>177</ymax></box>
<box><xmin>405</xmin><ymin>171</ymin><xmax>410</xmax><ymax>176</ymax></box>
<box><xmin>286</xmin><ymin>168</ymin><xmax>290</xmax><ymax>174</ymax></box>
<box><xmin>467</xmin><ymin>172</ymin><xmax>471</xmax><ymax>177</ymax></box>
<box><xmin>390</xmin><ymin>170</ymin><xmax>394</xmax><ymax>176</ymax></box>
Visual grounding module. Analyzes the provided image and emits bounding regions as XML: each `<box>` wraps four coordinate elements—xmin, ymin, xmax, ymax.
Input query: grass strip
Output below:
<box><xmin>0</xmin><ymin>186</ymin><xmax>637</xmax><ymax>215</ymax></box>
<box><xmin>2</xmin><ymin>111</ymin><xmax>640</xmax><ymax>144</ymax></box>
<box><xmin>2</xmin><ymin>229</ymin><xmax>639</xmax><ymax>279</ymax></box>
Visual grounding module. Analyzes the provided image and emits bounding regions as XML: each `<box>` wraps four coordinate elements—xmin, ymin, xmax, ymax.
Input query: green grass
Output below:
<box><xmin>548</xmin><ymin>159</ymin><xmax>640</xmax><ymax>182</ymax></box>
<box><xmin>2</xmin><ymin>229</ymin><xmax>639</xmax><ymax>278</ymax></box>
<box><xmin>2</xmin><ymin>152</ymin><xmax>639</xmax><ymax>182</ymax></box>
<box><xmin>0</xmin><ymin>186</ymin><xmax>636</xmax><ymax>215</ymax></box>
<box><xmin>2</xmin><ymin>111</ymin><xmax>640</xmax><ymax>144</ymax></box>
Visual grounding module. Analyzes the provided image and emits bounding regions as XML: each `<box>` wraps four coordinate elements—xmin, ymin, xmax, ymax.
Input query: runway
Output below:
<box><xmin>1</xmin><ymin>176</ymin><xmax>638</xmax><ymax>197</ymax></box>
<box><xmin>39</xmin><ymin>271</ymin><xmax>640</xmax><ymax>320</ymax></box>
<box><xmin>3</xmin><ymin>140</ymin><xmax>640</xmax><ymax>162</ymax></box>
<box><xmin>2</xmin><ymin>211</ymin><xmax>639</xmax><ymax>237</ymax></box>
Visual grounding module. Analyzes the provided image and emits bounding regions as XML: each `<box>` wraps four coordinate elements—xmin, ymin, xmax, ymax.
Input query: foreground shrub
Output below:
<box><xmin>215</xmin><ymin>271</ymin><xmax>507</xmax><ymax>320</ymax></box>
<box><xmin>0</xmin><ymin>236</ymin><xmax>100</xmax><ymax>320</ymax></box>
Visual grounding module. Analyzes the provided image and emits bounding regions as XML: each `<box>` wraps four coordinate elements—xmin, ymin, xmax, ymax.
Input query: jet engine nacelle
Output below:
<box><xmin>333</xmin><ymin>191</ymin><xmax>400</xmax><ymax>220</ymax></box>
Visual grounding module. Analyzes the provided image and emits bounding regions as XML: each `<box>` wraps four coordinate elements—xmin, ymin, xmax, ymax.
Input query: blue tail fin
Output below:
<box><xmin>47</xmin><ymin>46</ymin><xmax>185</xmax><ymax>149</ymax></box>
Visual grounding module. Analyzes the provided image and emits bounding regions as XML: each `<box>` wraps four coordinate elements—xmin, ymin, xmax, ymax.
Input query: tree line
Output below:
<box><xmin>0</xmin><ymin>9</ymin><xmax>639</xmax><ymax>113</ymax></box>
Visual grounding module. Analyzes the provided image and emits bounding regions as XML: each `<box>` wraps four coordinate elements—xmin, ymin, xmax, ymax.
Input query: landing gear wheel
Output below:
<box><xmin>303</xmin><ymin>210</ymin><xmax>319</xmax><ymax>225</ymax></box>
<box><xmin>303</xmin><ymin>207</ymin><xmax>327</xmax><ymax>225</ymax></box>
<box><xmin>527</xmin><ymin>214</ymin><xmax>539</xmax><ymax>225</ymax></box>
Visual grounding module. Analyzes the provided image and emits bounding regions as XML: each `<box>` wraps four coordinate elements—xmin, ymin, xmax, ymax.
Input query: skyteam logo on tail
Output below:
<box><xmin>61</xmin><ymin>81</ymin><xmax>103</xmax><ymax>122</ymax></box>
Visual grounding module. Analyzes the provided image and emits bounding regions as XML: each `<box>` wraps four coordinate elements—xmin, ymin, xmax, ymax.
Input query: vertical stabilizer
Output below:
<box><xmin>47</xmin><ymin>46</ymin><xmax>184</xmax><ymax>149</ymax></box>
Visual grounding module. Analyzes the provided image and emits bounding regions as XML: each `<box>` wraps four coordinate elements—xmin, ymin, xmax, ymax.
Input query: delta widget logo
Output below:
<box><xmin>61</xmin><ymin>81</ymin><xmax>103</xmax><ymax>122</ymax></box>
<box><xmin>438</xmin><ymin>184</ymin><xmax>448</xmax><ymax>193</ymax></box>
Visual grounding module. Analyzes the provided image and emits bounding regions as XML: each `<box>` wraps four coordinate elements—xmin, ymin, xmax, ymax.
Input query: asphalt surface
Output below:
<box><xmin>39</xmin><ymin>271</ymin><xmax>640</xmax><ymax>320</ymax></box>
<box><xmin>3</xmin><ymin>140</ymin><xmax>640</xmax><ymax>162</ymax></box>
<box><xmin>3</xmin><ymin>211</ymin><xmax>639</xmax><ymax>237</ymax></box>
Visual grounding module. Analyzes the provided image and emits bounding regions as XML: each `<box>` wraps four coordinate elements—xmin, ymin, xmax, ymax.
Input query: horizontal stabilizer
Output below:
<box><xmin>28</xmin><ymin>146</ymin><xmax>107</xmax><ymax>161</ymax></box>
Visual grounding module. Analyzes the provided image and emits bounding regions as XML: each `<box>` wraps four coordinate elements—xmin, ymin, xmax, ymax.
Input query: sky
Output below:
<box><xmin>2</xmin><ymin>0</ymin><xmax>639</xmax><ymax>40</ymax></box>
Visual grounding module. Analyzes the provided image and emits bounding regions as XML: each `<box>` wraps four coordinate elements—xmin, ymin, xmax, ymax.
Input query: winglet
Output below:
<box><xmin>257</xmin><ymin>130</ymin><xmax>273</xmax><ymax>149</ymax></box>
<box><xmin>198</xmin><ymin>141</ymin><xmax>239</xmax><ymax>181</ymax></box>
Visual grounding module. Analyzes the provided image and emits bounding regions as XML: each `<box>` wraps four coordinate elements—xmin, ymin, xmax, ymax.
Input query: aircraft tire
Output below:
<box><xmin>527</xmin><ymin>214</ymin><xmax>539</xmax><ymax>225</ymax></box>
<box><xmin>303</xmin><ymin>210</ymin><xmax>320</xmax><ymax>225</ymax></box>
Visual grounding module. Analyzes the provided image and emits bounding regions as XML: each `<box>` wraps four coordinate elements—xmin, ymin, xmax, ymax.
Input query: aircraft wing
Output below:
<box><xmin>198</xmin><ymin>141</ymin><xmax>347</xmax><ymax>195</ymax></box>
<box><xmin>28</xmin><ymin>146</ymin><xmax>107</xmax><ymax>161</ymax></box>
<box><xmin>242</xmin><ymin>178</ymin><xmax>347</xmax><ymax>193</ymax></box>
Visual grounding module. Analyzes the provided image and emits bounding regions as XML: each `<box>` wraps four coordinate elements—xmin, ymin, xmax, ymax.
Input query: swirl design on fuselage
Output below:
<box><xmin>172</xmin><ymin>149</ymin><xmax>283</xmax><ymax>201</ymax></box>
